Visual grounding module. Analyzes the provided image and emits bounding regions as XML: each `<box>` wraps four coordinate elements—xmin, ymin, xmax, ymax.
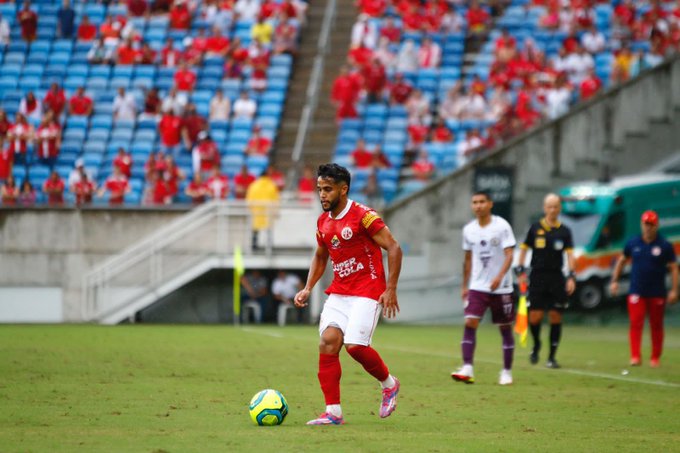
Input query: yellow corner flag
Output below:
<box><xmin>514</xmin><ymin>278</ymin><xmax>528</xmax><ymax>347</ymax></box>
<box><xmin>233</xmin><ymin>245</ymin><xmax>245</xmax><ymax>324</ymax></box>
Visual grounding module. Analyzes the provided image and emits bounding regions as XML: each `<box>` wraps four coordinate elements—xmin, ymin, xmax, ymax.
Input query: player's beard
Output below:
<box><xmin>321</xmin><ymin>197</ymin><xmax>339</xmax><ymax>212</ymax></box>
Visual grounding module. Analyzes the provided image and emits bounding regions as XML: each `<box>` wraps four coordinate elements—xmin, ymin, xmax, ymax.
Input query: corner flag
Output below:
<box><xmin>514</xmin><ymin>278</ymin><xmax>528</xmax><ymax>347</ymax></box>
<box><xmin>233</xmin><ymin>245</ymin><xmax>245</xmax><ymax>324</ymax></box>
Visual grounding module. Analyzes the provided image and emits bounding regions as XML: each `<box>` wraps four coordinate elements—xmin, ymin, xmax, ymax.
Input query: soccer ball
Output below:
<box><xmin>249</xmin><ymin>389</ymin><xmax>289</xmax><ymax>426</ymax></box>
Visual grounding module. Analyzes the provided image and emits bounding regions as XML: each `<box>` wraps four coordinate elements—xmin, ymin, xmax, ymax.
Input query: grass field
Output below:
<box><xmin>1</xmin><ymin>324</ymin><xmax>679</xmax><ymax>453</ymax></box>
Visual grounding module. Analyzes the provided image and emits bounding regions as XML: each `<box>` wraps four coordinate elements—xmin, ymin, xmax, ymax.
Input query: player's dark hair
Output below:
<box><xmin>472</xmin><ymin>190</ymin><xmax>492</xmax><ymax>201</ymax></box>
<box><xmin>318</xmin><ymin>163</ymin><xmax>351</xmax><ymax>191</ymax></box>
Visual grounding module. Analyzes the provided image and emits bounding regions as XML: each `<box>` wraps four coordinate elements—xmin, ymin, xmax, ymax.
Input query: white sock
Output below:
<box><xmin>380</xmin><ymin>374</ymin><xmax>396</xmax><ymax>389</ymax></box>
<box><xmin>326</xmin><ymin>404</ymin><xmax>342</xmax><ymax>417</ymax></box>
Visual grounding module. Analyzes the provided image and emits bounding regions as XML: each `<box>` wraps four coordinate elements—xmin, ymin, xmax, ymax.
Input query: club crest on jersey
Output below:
<box><xmin>490</xmin><ymin>237</ymin><xmax>500</xmax><ymax>247</ymax></box>
<box><xmin>341</xmin><ymin>227</ymin><xmax>353</xmax><ymax>240</ymax></box>
<box><xmin>652</xmin><ymin>246</ymin><xmax>661</xmax><ymax>256</ymax></box>
<box><xmin>331</xmin><ymin>235</ymin><xmax>340</xmax><ymax>248</ymax></box>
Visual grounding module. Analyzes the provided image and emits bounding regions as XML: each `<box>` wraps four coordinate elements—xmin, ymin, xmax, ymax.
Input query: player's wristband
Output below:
<box><xmin>514</xmin><ymin>265</ymin><xmax>526</xmax><ymax>276</ymax></box>
<box><xmin>567</xmin><ymin>271</ymin><xmax>576</xmax><ymax>280</ymax></box>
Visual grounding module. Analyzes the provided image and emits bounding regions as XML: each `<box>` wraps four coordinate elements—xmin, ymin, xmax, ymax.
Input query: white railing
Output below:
<box><xmin>287</xmin><ymin>0</ymin><xmax>338</xmax><ymax>183</ymax></box>
<box><xmin>81</xmin><ymin>200</ymin><xmax>317</xmax><ymax>323</ymax></box>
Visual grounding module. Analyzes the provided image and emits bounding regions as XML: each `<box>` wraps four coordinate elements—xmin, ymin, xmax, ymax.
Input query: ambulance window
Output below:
<box><xmin>596</xmin><ymin>212</ymin><xmax>625</xmax><ymax>248</ymax></box>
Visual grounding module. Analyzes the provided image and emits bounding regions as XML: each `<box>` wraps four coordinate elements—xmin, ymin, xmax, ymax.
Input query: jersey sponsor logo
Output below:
<box><xmin>333</xmin><ymin>257</ymin><xmax>365</xmax><ymax>278</ymax></box>
<box><xmin>537</xmin><ymin>229</ymin><xmax>545</xmax><ymax>235</ymax></box>
<box><xmin>651</xmin><ymin>246</ymin><xmax>661</xmax><ymax>256</ymax></box>
<box><xmin>341</xmin><ymin>226</ymin><xmax>353</xmax><ymax>240</ymax></box>
<box><xmin>535</xmin><ymin>237</ymin><xmax>546</xmax><ymax>249</ymax></box>
<box><xmin>331</xmin><ymin>235</ymin><xmax>340</xmax><ymax>248</ymax></box>
<box><xmin>554</xmin><ymin>240</ymin><xmax>564</xmax><ymax>250</ymax></box>
<box><xmin>361</xmin><ymin>211</ymin><xmax>380</xmax><ymax>229</ymax></box>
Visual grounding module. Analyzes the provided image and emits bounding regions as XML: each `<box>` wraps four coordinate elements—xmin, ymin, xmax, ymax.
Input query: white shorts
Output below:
<box><xmin>318</xmin><ymin>294</ymin><xmax>382</xmax><ymax>346</ymax></box>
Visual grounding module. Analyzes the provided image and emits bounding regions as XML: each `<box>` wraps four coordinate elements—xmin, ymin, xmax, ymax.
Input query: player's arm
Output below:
<box><xmin>294</xmin><ymin>244</ymin><xmax>329</xmax><ymax>308</ymax></box>
<box><xmin>667</xmin><ymin>260</ymin><xmax>678</xmax><ymax>304</ymax></box>
<box><xmin>490</xmin><ymin>247</ymin><xmax>514</xmax><ymax>291</ymax></box>
<box><xmin>462</xmin><ymin>250</ymin><xmax>471</xmax><ymax>301</ymax></box>
<box><xmin>609</xmin><ymin>254</ymin><xmax>630</xmax><ymax>296</ymax></box>
<box><xmin>372</xmin><ymin>226</ymin><xmax>402</xmax><ymax>319</ymax></box>
<box><xmin>565</xmin><ymin>248</ymin><xmax>576</xmax><ymax>295</ymax></box>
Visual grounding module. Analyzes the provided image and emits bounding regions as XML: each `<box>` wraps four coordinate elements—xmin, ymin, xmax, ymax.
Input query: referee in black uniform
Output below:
<box><xmin>517</xmin><ymin>194</ymin><xmax>576</xmax><ymax>368</ymax></box>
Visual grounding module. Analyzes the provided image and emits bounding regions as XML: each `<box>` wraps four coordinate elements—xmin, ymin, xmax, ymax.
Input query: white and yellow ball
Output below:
<box><xmin>248</xmin><ymin>389</ymin><xmax>289</xmax><ymax>426</ymax></box>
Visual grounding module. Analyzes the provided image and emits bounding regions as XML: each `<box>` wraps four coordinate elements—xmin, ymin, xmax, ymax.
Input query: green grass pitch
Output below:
<box><xmin>1</xmin><ymin>324</ymin><xmax>679</xmax><ymax>452</ymax></box>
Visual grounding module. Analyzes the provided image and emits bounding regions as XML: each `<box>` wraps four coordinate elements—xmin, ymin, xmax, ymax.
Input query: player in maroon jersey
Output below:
<box><xmin>294</xmin><ymin>163</ymin><xmax>402</xmax><ymax>425</ymax></box>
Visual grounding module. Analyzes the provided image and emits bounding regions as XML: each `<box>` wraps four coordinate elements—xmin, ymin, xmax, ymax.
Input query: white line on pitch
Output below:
<box><xmin>239</xmin><ymin>328</ymin><xmax>680</xmax><ymax>388</ymax></box>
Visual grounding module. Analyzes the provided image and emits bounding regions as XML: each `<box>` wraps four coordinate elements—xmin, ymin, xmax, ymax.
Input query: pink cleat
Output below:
<box><xmin>379</xmin><ymin>377</ymin><xmax>400</xmax><ymax>418</ymax></box>
<box><xmin>306</xmin><ymin>412</ymin><xmax>345</xmax><ymax>425</ymax></box>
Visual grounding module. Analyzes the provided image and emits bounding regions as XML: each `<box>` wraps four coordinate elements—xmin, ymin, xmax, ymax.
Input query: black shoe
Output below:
<box><xmin>529</xmin><ymin>351</ymin><xmax>539</xmax><ymax>365</ymax></box>
<box><xmin>546</xmin><ymin>359</ymin><xmax>561</xmax><ymax>369</ymax></box>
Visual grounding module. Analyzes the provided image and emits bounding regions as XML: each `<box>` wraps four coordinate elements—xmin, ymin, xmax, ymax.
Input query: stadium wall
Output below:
<box><xmin>0</xmin><ymin>208</ymin><xmax>188</xmax><ymax>321</ymax></box>
<box><xmin>385</xmin><ymin>55</ymin><xmax>680</xmax><ymax>311</ymax></box>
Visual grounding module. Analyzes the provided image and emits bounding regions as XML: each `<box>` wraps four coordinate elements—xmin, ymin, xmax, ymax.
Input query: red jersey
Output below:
<box><xmin>174</xmin><ymin>69</ymin><xmax>197</xmax><ymax>91</ymax></box>
<box><xmin>114</xmin><ymin>154</ymin><xmax>133</xmax><ymax>178</ymax></box>
<box><xmin>43</xmin><ymin>178</ymin><xmax>65</xmax><ymax>205</ymax></box>
<box><xmin>233</xmin><ymin>172</ymin><xmax>255</xmax><ymax>199</ymax></box>
<box><xmin>170</xmin><ymin>5</ymin><xmax>192</xmax><ymax>29</ymax></box>
<box><xmin>187</xmin><ymin>180</ymin><xmax>207</xmax><ymax>204</ymax></box>
<box><xmin>74</xmin><ymin>179</ymin><xmax>95</xmax><ymax>205</ymax></box>
<box><xmin>105</xmin><ymin>176</ymin><xmax>129</xmax><ymax>204</ymax></box>
<box><xmin>36</xmin><ymin>124</ymin><xmax>60</xmax><ymax>159</ymax></box>
<box><xmin>351</xmin><ymin>149</ymin><xmax>373</xmax><ymax>168</ymax></box>
<box><xmin>8</xmin><ymin>123</ymin><xmax>32</xmax><ymax>155</ymax></box>
<box><xmin>316</xmin><ymin>201</ymin><xmax>387</xmax><ymax>301</ymax></box>
<box><xmin>159</xmin><ymin>114</ymin><xmax>182</xmax><ymax>146</ymax></box>
<box><xmin>44</xmin><ymin>90</ymin><xmax>67</xmax><ymax>117</ymax></box>
<box><xmin>161</xmin><ymin>47</ymin><xmax>182</xmax><ymax>67</ymax></box>
<box><xmin>246</xmin><ymin>136</ymin><xmax>272</xmax><ymax>155</ymax></box>
<box><xmin>0</xmin><ymin>147</ymin><xmax>13</xmax><ymax>179</ymax></box>
<box><xmin>195</xmin><ymin>141</ymin><xmax>220</xmax><ymax>171</ymax></box>
<box><xmin>206</xmin><ymin>174</ymin><xmax>229</xmax><ymax>199</ymax></box>
<box><xmin>69</xmin><ymin>95</ymin><xmax>93</xmax><ymax>115</ymax></box>
<box><xmin>77</xmin><ymin>23</ymin><xmax>97</xmax><ymax>41</ymax></box>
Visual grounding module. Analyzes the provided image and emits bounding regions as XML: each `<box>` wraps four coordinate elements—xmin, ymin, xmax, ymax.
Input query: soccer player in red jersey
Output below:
<box><xmin>294</xmin><ymin>163</ymin><xmax>402</xmax><ymax>425</ymax></box>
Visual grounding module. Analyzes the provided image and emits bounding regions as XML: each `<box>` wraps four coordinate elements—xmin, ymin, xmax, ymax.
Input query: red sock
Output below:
<box><xmin>346</xmin><ymin>345</ymin><xmax>389</xmax><ymax>382</ymax></box>
<box><xmin>318</xmin><ymin>353</ymin><xmax>341</xmax><ymax>405</ymax></box>
<box><xmin>628</xmin><ymin>296</ymin><xmax>646</xmax><ymax>360</ymax></box>
<box><xmin>649</xmin><ymin>297</ymin><xmax>665</xmax><ymax>361</ymax></box>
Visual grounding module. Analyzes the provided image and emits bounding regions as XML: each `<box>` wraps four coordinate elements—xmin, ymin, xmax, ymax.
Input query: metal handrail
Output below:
<box><xmin>288</xmin><ymin>0</ymin><xmax>338</xmax><ymax>179</ymax></box>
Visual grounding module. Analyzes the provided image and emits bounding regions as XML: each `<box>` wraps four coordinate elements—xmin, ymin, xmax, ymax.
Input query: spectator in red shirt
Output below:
<box><xmin>191</xmin><ymin>131</ymin><xmax>220</xmax><ymax>176</ymax></box>
<box><xmin>580</xmin><ymin>68</ymin><xmax>602</xmax><ymax>100</ymax></box>
<box><xmin>181</xmin><ymin>104</ymin><xmax>207</xmax><ymax>149</ymax></box>
<box><xmin>145</xmin><ymin>151</ymin><xmax>167</xmax><ymax>182</ymax></box>
<box><xmin>431</xmin><ymin>118</ymin><xmax>454</xmax><ymax>143</ymax></box>
<box><xmin>407</xmin><ymin>118</ymin><xmax>429</xmax><ymax>152</ymax></box>
<box><xmin>336</xmin><ymin>98</ymin><xmax>358</xmax><ymax>124</ymax></box>
<box><xmin>174</xmin><ymin>62</ymin><xmax>197</xmax><ymax>92</ymax></box>
<box><xmin>163</xmin><ymin>154</ymin><xmax>184</xmax><ymax>200</ymax></box>
<box><xmin>297</xmin><ymin>164</ymin><xmax>316</xmax><ymax>203</ymax></box>
<box><xmin>116</xmin><ymin>38</ymin><xmax>139</xmax><ymax>65</ymax></box>
<box><xmin>348</xmin><ymin>43</ymin><xmax>373</xmax><ymax>68</ymax></box>
<box><xmin>138</xmin><ymin>42</ymin><xmax>157</xmax><ymax>65</ymax></box>
<box><xmin>357</xmin><ymin>0</ymin><xmax>386</xmax><ymax>18</ymax></box>
<box><xmin>205</xmin><ymin>165</ymin><xmax>230</xmax><ymax>199</ymax></box>
<box><xmin>113</xmin><ymin>147</ymin><xmax>133</xmax><ymax>178</ymax></box>
<box><xmin>466</xmin><ymin>0</ymin><xmax>490</xmax><ymax>35</ymax></box>
<box><xmin>139</xmin><ymin>88</ymin><xmax>162</xmax><ymax>121</ymax></box>
<box><xmin>379</xmin><ymin>17</ymin><xmax>401</xmax><ymax>43</ymax></box>
<box><xmin>128</xmin><ymin>0</ymin><xmax>149</xmax><ymax>17</ymax></box>
<box><xmin>161</xmin><ymin>38</ymin><xmax>182</xmax><ymax>67</ymax></box>
<box><xmin>43</xmin><ymin>170</ymin><xmax>66</xmax><ymax>205</ymax></box>
<box><xmin>7</xmin><ymin>113</ymin><xmax>34</xmax><ymax>166</ymax></box>
<box><xmin>19</xmin><ymin>180</ymin><xmax>36</xmax><ymax>206</ymax></box>
<box><xmin>159</xmin><ymin>107</ymin><xmax>183</xmax><ymax>152</ymax></box>
<box><xmin>411</xmin><ymin>151</ymin><xmax>435</xmax><ymax>181</ymax></box>
<box><xmin>68</xmin><ymin>87</ymin><xmax>94</xmax><ymax>117</ymax></box>
<box><xmin>0</xmin><ymin>144</ymin><xmax>13</xmax><ymax>183</ymax></box>
<box><xmin>331</xmin><ymin>65</ymin><xmax>361</xmax><ymax>107</ymax></box>
<box><xmin>245</xmin><ymin>126</ymin><xmax>272</xmax><ymax>156</ymax></box>
<box><xmin>206</xmin><ymin>26</ymin><xmax>230</xmax><ymax>58</ymax></box>
<box><xmin>350</xmin><ymin>139</ymin><xmax>373</xmax><ymax>168</ymax></box>
<box><xmin>73</xmin><ymin>168</ymin><xmax>96</xmax><ymax>206</ymax></box>
<box><xmin>36</xmin><ymin>112</ymin><xmax>61</xmax><ymax>170</ymax></box>
<box><xmin>260</xmin><ymin>0</ymin><xmax>278</xmax><ymax>19</ymax></box>
<box><xmin>185</xmin><ymin>172</ymin><xmax>208</xmax><ymax>204</ymax></box>
<box><xmin>43</xmin><ymin>83</ymin><xmax>67</xmax><ymax>118</ymax></box>
<box><xmin>77</xmin><ymin>14</ymin><xmax>98</xmax><ymax>41</ymax></box>
<box><xmin>273</xmin><ymin>15</ymin><xmax>299</xmax><ymax>56</ymax></box>
<box><xmin>147</xmin><ymin>169</ymin><xmax>172</xmax><ymax>205</ymax></box>
<box><xmin>362</xmin><ymin>58</ymin><xmax>387</xmax><ymax>103</ymax></box>
<box><xmin>1</xmin><ymin>175</ymin><xmax>19</xmax><ymax>205</ymax></box>
<box><xmin>389</xmin><ymin>72</ymin><xmax>413</xmax><ymax>105</ymax></box>
<box><xmin>18</xmin><ymin>1</ymin><xmax>38</xmax><ymax>43</ymax></box>
<box><xmin>170</xmin><ymin>0</ymin><xmax>192</xmax><ymax>30</ymax></box>
<box><xmin>98</xmin><ymin>165</ymin><xmax>130</xmax><ymax>205</ymax></box>
<box><xmin>99</xmin><ymin>15</ymin><xmax>122</xmax><ymax>45</ymax></box>
<box><xmin>234</xmin><ymin>164</ymin><xmax>256</xmax><ymax>199</ymax></box>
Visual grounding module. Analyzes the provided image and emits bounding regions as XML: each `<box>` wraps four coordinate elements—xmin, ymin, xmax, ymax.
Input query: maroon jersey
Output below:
<box><xmin>316</xmin><ymin>200</ymin><xmax>387</xmax><ymax>300</ymax></box>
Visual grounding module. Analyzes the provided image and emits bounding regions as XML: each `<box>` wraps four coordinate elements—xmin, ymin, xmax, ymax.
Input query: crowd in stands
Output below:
<box><xmin>0</xmin><ymin>0</ymin><xmax>309</xmax><ymax>206</ymax></box>
<box><xmin>331</xmin><ymin>0</ymin><xmax>680</xmax><ymax>205</ymax></box>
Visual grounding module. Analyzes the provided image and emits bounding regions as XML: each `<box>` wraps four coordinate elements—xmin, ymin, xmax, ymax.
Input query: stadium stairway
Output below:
<box><xmin>275</xmin><ymin>0</ymin><xmax>355</xmax><ymax>172</ymax></box>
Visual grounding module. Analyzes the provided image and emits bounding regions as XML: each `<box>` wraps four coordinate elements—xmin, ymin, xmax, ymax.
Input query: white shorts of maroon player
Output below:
<box><xmin>319</xmin><ymin>294</ymin><xmax>382</xmax><ymax>346</ymax></box>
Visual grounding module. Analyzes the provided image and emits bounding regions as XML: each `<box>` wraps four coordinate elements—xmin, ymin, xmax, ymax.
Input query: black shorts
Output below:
<box><xmin>528</xmin><ymin>272</ymin><xmax>568</xmax><ymax>311</ymax></box>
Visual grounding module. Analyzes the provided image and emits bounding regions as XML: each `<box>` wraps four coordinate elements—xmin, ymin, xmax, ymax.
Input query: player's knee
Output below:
<box><xmin>344</xmin><ymin>344</ymin><xmax>365</xmax><ymax>357</ymax></box>
<box><xmin>548</xmin><ymin>310</ymin><xmax>562</xmax><ymax>324</ymax></box>
<box><xmin>464</xmin><ymin>318</ymin><xmax>480</xmax><ymax>329</ymax></box>
<box><xmin>319</xmin><ymin>327</ymin><xmax>343</xmax><ymax>354</ymax></box>
<box><xmin>529</xmin><ymin>311</ymin><xmax>544</xmax><ymax>324</ymax></box>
